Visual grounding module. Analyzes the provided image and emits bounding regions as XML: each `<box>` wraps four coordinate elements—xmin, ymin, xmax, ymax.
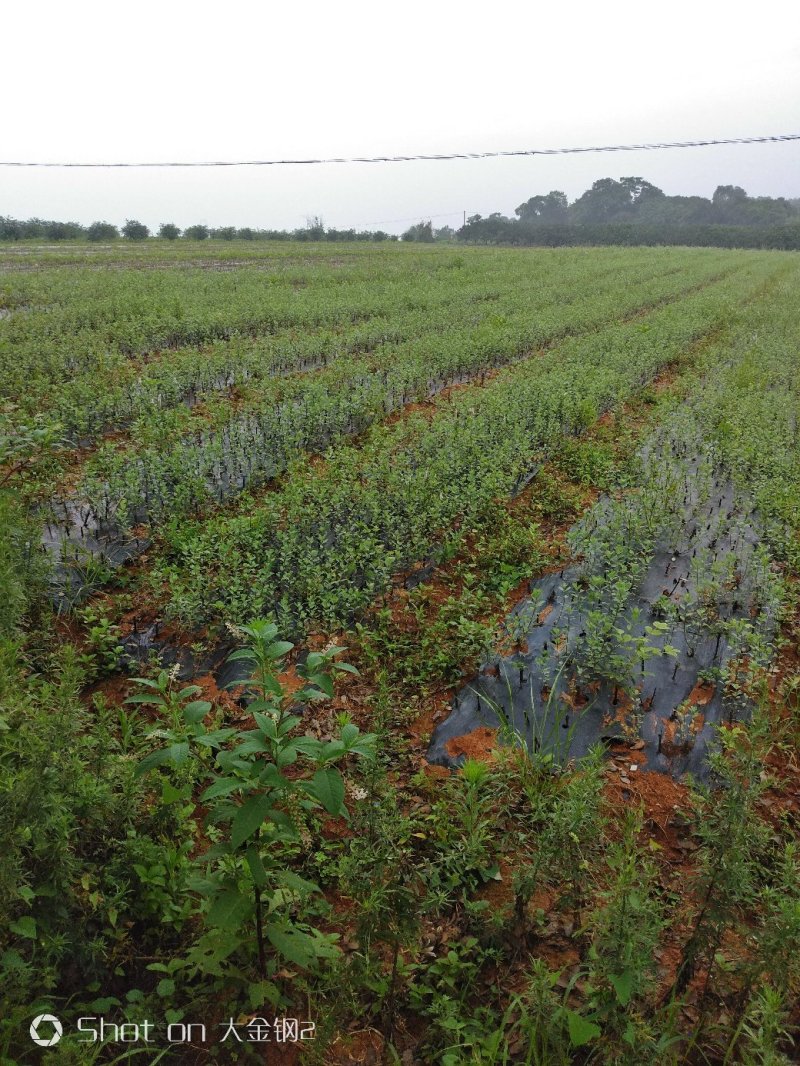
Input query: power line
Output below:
<box><xmin>354</xmin><ymin>211</ymin><xmax>465</xmax><ymax>228</ymax></box>
<box><xmin>2</xmin><ymin>133</ymin><xmax>799</xmax><ymax>169</ymax></box>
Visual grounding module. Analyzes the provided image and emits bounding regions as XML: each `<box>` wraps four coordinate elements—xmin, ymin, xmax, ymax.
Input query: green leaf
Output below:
<box><xmin>252</xmin><ymin>710</ymin><xmax>278</xmax><ymax>737</ymax></box>
<box><xmin>136</xmin><ymin>742</ymin><xmax>189</xmax><ymax>775</ymax></box>
<box><xmin>231</xmin><ymin>793</ymin><xmax>275</xmax><ymax>848</ymax></box>
<box><xmin>200</xmin><ymin>776</ymin><xmax>242</xmax><ymax>802</ymax></box>
<box><xmin>90</xmin><ymin>996</ymin><xmax>121</xmax><ymax>1012</ymax></box>
<box><xmin>160</xmin><ymin>780</ymin><xmax>184</xmax><ymax>805</ymax></box>
<box><xmin>178</xmin><ymin>685</ymin><xmax>203</xmax><ymax>699</ymax></box>
<box><xmin>277</xmin><ymin>743</ymin><xmax>298</xmax><ymax>768</ymax></box>
<box><xmin>304</xmin><ymin>672</ymin><xmax>334</xmax><ymax>697</ymax></box>
<box><xmin>9</xmin><ymin>916</ymin><xmax>36</xmax><ymax>939</ymax></box>
<box><xmin>257</xmin><ymin>763</ymin><xmax>286</xmax><ymax>788</ymax></box>
<box><xmin>233</xmin><ymin>736</ymin><xmax>272</xmax><ymax>757</ymax></box>
<box><xmin>344</xmin><ymin>732</ymin><xmax>377</xmax><ymax>758</ymax></box>
<box><xmin>184</xmin><ymin>700</ymin><xmax>212</xmax><ymax>723</ymax></box>
<box><xmin>264</xmin><ymin>676</ymin><xmax>284</xmax><ymax>697</ymax></box>
<box><xmin>340</xmin><ymin>723</ymin><xmax>360</xmax><ymax>746</ymax></box>
<box><xmin>566</xmin><ymin>1010</ymin><xmax>601</xmax><ymax>1048</ymax></box>
<box><xmin>316</xmin><ymin>739</ymin><xmax>346</xmax><ymax>764</ymax></box>
<box><xmin>610</xmin><ymin>971</ymin><xmax>634</xmax><ymax>1006</ymax></box>
<box><xmin>194</xmin><ymin>727</ymin><xmax>238</xmax><ymax>747</ymax></box>
<box><xmin>274</xmin><ymin>870</ymin><xmax>320</xmax><ymax>896</ymax></box>
<box><xmin>226</xmin><ymin>647</ymin><xmax>258</xmax><ymax>662</ymax></box>
<box><xmin>296</xmin><ymin>685</ymin><xmax>327</xmax><ymax>703</ymax></box>
<box><xmin>245</xmin><ymin>846</ymin><xmax>269</xmax><ymax>889</ymax></box>
<box><xmin>266</xmin><ymin>641</ymin><xmax>294</xmax><ymax>660</ymax></box>
<box><xmin>206</xmin><ymin>888</ymin><xmax>251</xmax><ymax>932</ymax></box>
<box><xmin>276</xmin><ymin>715</ymin><xmax>301</xmax><ymax>735</ymax></box>
<box><xmin>248</xmin><ymin>980</ymin><xmax>282</xmax><ymax>1010</ymax></box>
<box><xmin>263</xmin><ymin>808</ymin><xmax>296</xmax><ymax>832</ymax></box>
<box><xmin>165</xmin><ymin>740</ymin><xmax>190</xmax><ymax>765</ymax></box>
<box><xmin>266</xmin><ymin>926</ymin><xmax>321</xmax><ymax>968</ymax></box>
<box><xmin>304</xmin><ymin>767</ymin><xmax>345</xmax><ymax>816</ymax></box>
<box><xmin>127</xmin><ymin>676</ymin><xmax>163</xmax><ymax>689</ymax></box>
<box><xmin>294</xmin><ymin>737</ymin><xmax>324</xmax><ymax>759</ymax></box>
<box><xmin>186</xmin><ymin>874</ymin><xmax>220</xmax><ymax>897</ymax></box>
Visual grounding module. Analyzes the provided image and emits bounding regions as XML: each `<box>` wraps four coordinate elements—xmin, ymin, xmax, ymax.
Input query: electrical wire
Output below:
<box><xmin>351</xmin><ymin>211</ymin><xmax>464</xmax><ymax>227</ymax></box>
<box><xmin>2</xmin><ymin>133</ymin><xmax>799</xmax><ymax>168</ymax></box>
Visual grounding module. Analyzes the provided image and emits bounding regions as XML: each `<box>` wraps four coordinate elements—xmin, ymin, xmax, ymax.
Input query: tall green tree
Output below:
<box><xmin>515</xmin><ymin>190</ymin><xmax>569</xmax><ymax>224</ymax></box>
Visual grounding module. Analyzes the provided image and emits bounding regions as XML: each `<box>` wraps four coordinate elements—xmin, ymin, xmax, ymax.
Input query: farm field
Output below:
<box><xmin>1</xmin><ymin>240</ymin><xmax>799</xmax><ymax>1064</ymax></box>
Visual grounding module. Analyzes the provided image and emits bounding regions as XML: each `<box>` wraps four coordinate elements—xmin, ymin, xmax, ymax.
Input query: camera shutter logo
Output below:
<box><xmin>30</xmin><ymin>1014</ymin><xmax>63</xmax><ymax>1047</ymax></box>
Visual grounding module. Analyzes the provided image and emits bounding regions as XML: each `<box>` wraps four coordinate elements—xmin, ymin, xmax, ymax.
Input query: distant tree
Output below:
<box><xmin>45</xmin><ymin>220</ymin><xmax>84</xmax><ymax>240</ymax></box>
<box><xmin>571</xmin><ymin>177</ymin><xmax>663</xmax><ymax>224</ymax></box>
<box><xmin>158</xmin><ymin>223</ymin><xmax>181</xmax><ymax>240</ymax></box>
<box><xmin>711</xmin><ymin>185</ymin><xmax>749</xmax><ymax>224</ymax></box>
<box><xmin>637</xmin><ymin>194</ymin><xmax>714</xmax><ymax>225</ymax></box>
<box><xmin>515</xmin><ymin>190</ymin><xmax>569</xmax><ymax>224</ymax></box>
<box><xmin>289</xmin><ymin>215</ymin><xmax>327</xmax><ymax>241</ymax></box>
<box><xmin>457</xmin><ymin>213</ymin><xmax>516</xmax><ymax>243</ymax></box>
<box><xmin>712</xmin><ymin>185</ymin><xmax>748</xmax><ymax>207</ymax></box>
<box><xmin>618</xmin><ymin>177</ymin><xmax>664</xmax><ymax>209</ymax></box>
<box><xmin>122</xmin><ymin>219</ymin><xmax>150</xmax><ymax>240</ymax></box>
<box><xmin>183</xmin><ymin>224</ymin><xmax>209</xmax><ymax>240</ymax></box>
<box><xmin>211</xmin><ymin>226</ymin><xmax>237</xmax><ymax>240</ymax></box>
<box><xmin>433</xmin><ymin>225</ymin><xmax>456</xmax><ymax>241</ymax></box>
<box><xmin>87</xmin><ymin>221</ymin><xmax>119</xmax><ymax>242</ymax></box>
<box><xmin>740</xmin><ymin>196</ymin><xmax>796</xmax><ymax>226</ymax></box>
<box><xmin>22</xmin><ymin>218</ymin><xmax>47</xmax><ymax>239</ymax></box>
<box><xmin>570</xmin><ymin>178</ymin><xmax>632</xmax><ymax>223</ymax></box>
<box><xmin>324</xmin><ymin>228</ymin><xmax>358</xmax><ymax>241</ymax></box>
<box><xmin>237</xmin><ymin>227</ymin><xmax>256</xmax><ymax>240</ymax></box>
<box><xmin>401</xmin><ymin>220</ymin><xmax>434</xmax><ymax>242</ymax></box>
<box><xmin>0</xmin><ymin>217</ymin><xmax>23</xmax><ymax>240</ymax></box>
<box><xmin>297</xmin><ymin>215</ymin><xmax>325</xmax><ymax>241</ymax></box>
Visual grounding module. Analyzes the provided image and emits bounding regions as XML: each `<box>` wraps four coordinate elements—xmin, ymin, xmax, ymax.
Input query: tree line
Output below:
<box><xmin>452</xmin><ymin>178</ymin><xmax>800</xmax><ymax>249</ymax></box>
<box><xmin>3</xmin><ymin>178</ymin><xmax>800</xmax><ymax>248</ymax></box>
<box><xmin>0</xmin><ymin>216</ymin><xmax>395</xmax><ymax>243</ymax></box>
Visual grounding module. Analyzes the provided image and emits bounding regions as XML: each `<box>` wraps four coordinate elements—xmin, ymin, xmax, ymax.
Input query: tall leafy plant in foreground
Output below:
<box><xmin>133</xmin><ymin>620</ymin><xmax>375</xmax><ymax>1005</ymax></box>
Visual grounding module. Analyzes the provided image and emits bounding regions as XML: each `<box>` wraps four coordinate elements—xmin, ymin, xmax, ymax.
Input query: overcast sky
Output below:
<box><xmin>2</xmin><ymin>0</ymin><xmax>799</xmax><ymax>233</ymax></box>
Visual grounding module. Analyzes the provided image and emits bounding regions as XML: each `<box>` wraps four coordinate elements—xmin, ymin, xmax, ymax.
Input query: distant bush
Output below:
<box><xmin>86</xmin><ymin>221</ymin><xmax>119</xmax><ymax>242</ymax></box>
<box><xmin>211</xmin><ymin>226</ymin><xmax>237</xmax><ymax>240</ymax></box>
<box><xmin>121</xmin><ymin>219</ymin><xmax>150</xmax><ymax>241</ymax></box>
<box><xmin>44</xmin><ymin>221</ymin><xmax>85</xmax><ymax>241</ymax></box>
<box><xmin>158</xmin><ymin>223</ymin><xmax>181</xmax><ymax>240</ymax></box>
<box><xmin>184</xmin><ymin>225</ymin><xmax>209</xmax><ymax>241</ymax></box>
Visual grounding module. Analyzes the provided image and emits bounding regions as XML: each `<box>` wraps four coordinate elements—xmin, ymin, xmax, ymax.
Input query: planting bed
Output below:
<box><xmin>428</xmin><ymin>439</ymin><xmax>780</xmax><ymax>782</ymax></box>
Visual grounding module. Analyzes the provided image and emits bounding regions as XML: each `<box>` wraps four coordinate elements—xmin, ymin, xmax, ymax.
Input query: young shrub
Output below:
<box><xmin>134</xmin><ymin>620</ymin><xmax>376</xmax><ymax>1004</ymax></box>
